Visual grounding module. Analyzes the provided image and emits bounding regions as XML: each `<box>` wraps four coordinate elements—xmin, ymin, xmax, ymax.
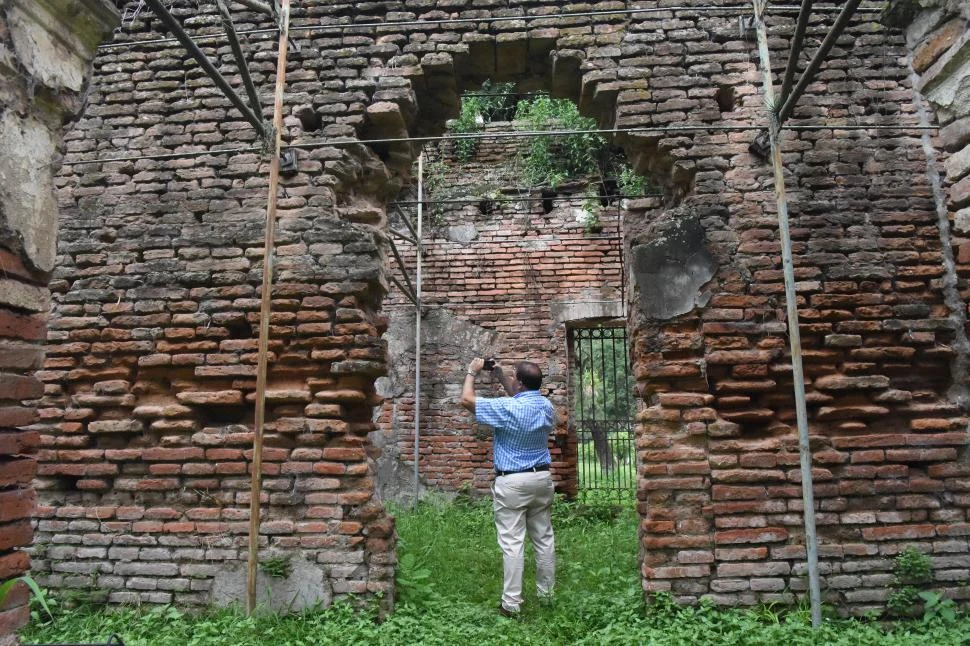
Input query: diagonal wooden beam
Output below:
<box><xmin>389</xmin><ymin>272</ymin><xmax>419</xmax><ymax>307</ymax></box>
<box><xmin>388</xmin><ymin>235</ymin><xmax>417</xmax><ymax>299</ymax></box>
<box><xmin>393</xmin><ymin>204</ymin><xmax>421</xmax><ymax>251</ymax></box>
<box><xmin>143</xmin><ymin>0</ymin><xmax>269</xmax><ymax>139</ymax></box>
<box><xmin>776</xmin><ymin>0</ymin><xmax>862</xmax><ymax>124</ymax></box>
<box><xmin>778</xmin><ymin>0</ymin><xmax>814</xmax><ymax>106</ymax></box>
<box><xmin>216</xmin><ymin>0</ymin><xmax>264</xmax><ymax>124</ymax></box>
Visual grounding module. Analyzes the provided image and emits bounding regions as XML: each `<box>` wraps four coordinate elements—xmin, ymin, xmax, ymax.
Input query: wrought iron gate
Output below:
<box><xmin>568</xmin><ymin>325</ymin><xmax>636</xmax><ymax>503</ymax></box>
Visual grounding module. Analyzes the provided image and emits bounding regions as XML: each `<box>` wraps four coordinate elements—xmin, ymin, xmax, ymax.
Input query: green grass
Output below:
<box><xmin>20</xmin><ymin>499</ymin><xmax>970</xmax><ymax>645</ymax></box>
<box><xmin>576</xmin><ymin>438</ymin><xmax>636</xmax><ymax>504</ymax></box>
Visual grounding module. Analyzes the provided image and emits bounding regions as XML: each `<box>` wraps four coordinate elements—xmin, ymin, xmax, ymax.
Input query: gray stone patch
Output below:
<box><xmin>0</xmin><ymin>112</ymin><xmax>59</xmax><ymax>271</ymax></box>
<box><xmin>210</xmin><ymin>556</ymin><xmax>331</xmax><ymax>612</ymax></box>
<box><xmin>373</xmin><ymin>307</ymin><xmax>498</xmax><ymax>503</ymax></box>
<box><xmin>445</xmin><ymin>224</ymin><xmax>479</xmax><ymax>243</ymax></box>
<box><xmin>954</xmin><ymin>207</ymin><xmax>970</xmax><ymax>233</ymax></box>
<box><xmin>551</xmin><ymin>287</ymin><xmax>623</xmax><ymax>326</ymax></box>
<box><xmin>632</xmin><ymin>215</ymin><xmax>716</xmax><ymax>320</ymax></box>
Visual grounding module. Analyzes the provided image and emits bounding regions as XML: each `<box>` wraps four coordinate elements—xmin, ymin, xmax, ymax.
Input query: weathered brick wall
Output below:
<box><xmin>627</xmin><ymin>6</ymin><xmax>970</xmax><ymax>615</ymax></box>
<box><xmin>0</xmin><ymin>1</ymin><xmax>117</xmax><ymax>642</ymax></box>
<box><xmin>375</xmin><ymin>126</ymin><xmax>627</xmax><ymax>500</ymax></box>
<box><xmin>34</xmin><ymin>0</ymin><xmax>970</xmax><ymax>614</ymax></box>
<box><xmin>884</xmin><ymin>2</ymin><xmax>970</xmax><ymax>295</ymax></box>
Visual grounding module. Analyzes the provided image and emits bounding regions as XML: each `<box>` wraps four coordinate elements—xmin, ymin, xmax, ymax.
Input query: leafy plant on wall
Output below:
<box><xmin>514</xmin><ymin>95</ymin><xmax>606</xmax><ymax>189</ymax></box>
<box><xmin>450</xmin><ymin>81</ymin><xmax>516</xmax><ymax>162</ymax></box>
<box><xmin>429</xmin><ymin>84</ymin><xmax>657</xmax><ymax>232</ymax></box>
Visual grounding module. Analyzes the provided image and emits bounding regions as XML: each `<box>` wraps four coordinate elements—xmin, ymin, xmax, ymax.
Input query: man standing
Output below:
<box><xmin>460</xmin><ymin>357</ymin><xmax>556</xmax><ymax>617</ymax></box>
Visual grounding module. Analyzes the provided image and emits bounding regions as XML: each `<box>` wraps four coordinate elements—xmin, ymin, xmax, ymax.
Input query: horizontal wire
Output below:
<box><xmin>62</xmin><ymin>120</ymin><xmax>938</xmax><ymax>166</ymax></box>
<box><xmin>382</xmin><ymin>299</ymin><xmax>625</xmax><ymax>310</ymax></box>
<box><xmin>98</xmin><ymin>3</ymin><xmax>890</xmax><ymax>51</ymax></box>
<box><xmin>389</xmin><ymin>194</ymin><xmax>661</xmax><ymax>206</ymax></box>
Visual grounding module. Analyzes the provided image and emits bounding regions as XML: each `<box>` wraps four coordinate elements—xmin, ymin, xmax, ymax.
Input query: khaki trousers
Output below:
<box><xmin>491</xmin><ymin>470</ymin><xmax>555</xmax><ymax>611</ymax></box>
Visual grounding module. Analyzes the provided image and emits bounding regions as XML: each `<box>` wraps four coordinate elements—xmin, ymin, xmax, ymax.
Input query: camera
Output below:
<box><xmin>483</xmin><ymin>358</ymin><xmax>496</xmax><ymax>371</ymax></box>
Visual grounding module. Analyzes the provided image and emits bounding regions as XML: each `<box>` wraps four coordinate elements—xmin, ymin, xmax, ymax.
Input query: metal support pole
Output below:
<box><xmin>776</xmin><ymin>0</ymin><xmax>861</xmax><ymax>124</ymax></box>
<box><xmin>413</xmin><ymin>153</ymin><xmax>423</xmax><ymax>508</ymax></box>
<box><xmin>394</xmin><ymin>204</ymin><xmax>421</xmax><ymax>245</ymax></box>
<box><xmin>236</xmin><ymin>0</ymin><xmax>274</xmax><ymax>15</ymax></box>
<box><xmin>143</xmin><ymin>0</ymin><xmax>269</xmax><ymax>139</ymax></box>
<box><xmin>752</xmin><ymin>0</ymin><xmax>821</xmax><ymax>628</ymax></box>
<box><xmin>246</xmin><ymin>0</ymin><xmax>289</xmax><ymax>616</ymax></box>
<box><xmin>216</xmin><ymin>0</ymin><xmax>264</xmax><ymax>124</ymax></box>
<box><xmin>389</xmin><ymin>227</ymin><xmax>418</xmax><ymax>246</ymax></box>
<box><xmin>388</xmin><ymin>235</ymin><xmax>417</xmax><ymax>298</ymax></box>
<box><xmin>778</xmin><ymin>0</ymin><xmax>814</xmax><ymax>106</ymax></box>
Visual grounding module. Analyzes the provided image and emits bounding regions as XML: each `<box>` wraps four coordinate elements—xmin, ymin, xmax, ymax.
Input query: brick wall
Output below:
<box><xmin>626</xmin><ymin>5</ymin><xmax>970</xmax><ymax>614</ymax></box>
<box><xmin>0</xmin><ymin>1</ymin><xmax>117</xmax><ymax>642</ymax></box>
<box><xmin>34</xmin><ymin>0</ymin><xmax>970</xmax><ymax>614</ymax></box>
<box><xmin>375</xmin><ymin>127</ymin><xmax>627</xmax><ymax>499</ymax></box>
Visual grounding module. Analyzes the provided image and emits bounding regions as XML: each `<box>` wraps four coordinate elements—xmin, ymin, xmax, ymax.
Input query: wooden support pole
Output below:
<box><xmin>752</xmin><ymin>0</ymin><xmax>822</xmax><ymax>628</ymax></box>
<box><xmin>247</xmin><ymin>0</ymin><xmax>289</xmax><ymax>616</ymax></box>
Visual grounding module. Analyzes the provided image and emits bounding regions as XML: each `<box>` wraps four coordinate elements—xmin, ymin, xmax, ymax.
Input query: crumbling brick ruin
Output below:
<box><xmin>0</xmin><ymin>0</ymin><xmax>118</xmax><ymax>641</ymax></box>
<box><xmin>5</xmin><ymin>0</ymin><xmax>969</xmax><ymax>624</ymax></box>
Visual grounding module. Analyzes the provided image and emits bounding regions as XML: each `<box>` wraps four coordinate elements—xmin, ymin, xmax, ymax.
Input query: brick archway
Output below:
<box><xmin>29</xmin><ymin>1</ymin><xmax>970</xmax><ymax>616</ymax></box>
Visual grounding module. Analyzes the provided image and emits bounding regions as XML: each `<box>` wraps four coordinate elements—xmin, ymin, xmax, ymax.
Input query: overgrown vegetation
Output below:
<box><xmin>885</xmin><ymin>546</ymin><xmax>957</xmax><ymax>622</ymax></box>
<box><xmin>21</xmin><ymin>501</ymin><xmax>969</xmax><ymax>645</ymax></box>
<box><xmin>451</xmin><ymin>81</ymin><xmax>516</xmax><ymax>161</ymax></box>
<box><xmin>259</xmin><ymin>555</ymin><xmax>292</xmax><ymax>579</ymax></box>
<box><xmin>513</xmin><ymin>95</ymin><xmax>607</xmax><ymax>189</ymax></box>
<box><xmin>441</xmin><ymin>82</ymin><xmax>652</xmax><ymax>196</ymax></box>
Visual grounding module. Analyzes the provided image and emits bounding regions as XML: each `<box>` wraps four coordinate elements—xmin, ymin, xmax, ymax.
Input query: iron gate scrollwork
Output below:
<box><xmin>568</xmin><ymin>325</ymin><xmax>636</xmax><ymax>503</ymax></box>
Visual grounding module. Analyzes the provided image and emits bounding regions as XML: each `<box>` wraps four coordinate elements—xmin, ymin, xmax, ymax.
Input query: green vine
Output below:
<box><xmin>259</xmin><ymin>555</ymin><xmax>292</xmax><ymax>579</ymax></box>
<box><xmin>616</xmin><ymin>162</ymin><xmax>649</xmax><ymax>197</ymax></box>
<box><xmin>514</xmin><ymin>95</ymin><xmax>606</xmax><ymax>189</ymax></box>
<box><xmin>579</xmin><ymin>189</ymin><xmax>602</xmax><ymax>232</ymax></box>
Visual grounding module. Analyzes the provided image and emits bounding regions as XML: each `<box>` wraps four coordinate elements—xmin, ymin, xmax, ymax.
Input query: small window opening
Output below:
<box><xmin>715</xmin><ymin>85</ymin><xmax>735</xmax><ymax>114</ymax></box>
<box><xmin>295</xmin><ymin>106</ymin><xmax>322</xmax><ymax>132</ymax></box>
<box><xmin>540</xmin><ymin>188</ymin><xmax>555</xmax><ymax>213</ymax></box>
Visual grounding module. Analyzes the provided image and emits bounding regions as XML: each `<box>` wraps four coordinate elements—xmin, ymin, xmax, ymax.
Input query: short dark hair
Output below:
<box><xmin>515</xmin><ymin>361</ymin><xmax>543</xmax><ymax>390</ymax></box>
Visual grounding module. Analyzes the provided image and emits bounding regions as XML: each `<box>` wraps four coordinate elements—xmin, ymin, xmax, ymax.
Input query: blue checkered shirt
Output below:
<box><xmin>475</xmin><ymin>390</ymin><xmax>554</xmax><ymax>471</ymax></box>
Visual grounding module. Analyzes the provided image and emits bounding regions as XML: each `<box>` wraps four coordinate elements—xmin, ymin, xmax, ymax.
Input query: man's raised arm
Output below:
<box><xmin>460</xmin><ymin>357</ymin><xmax>485</xmax><ymax>412</ymax></box>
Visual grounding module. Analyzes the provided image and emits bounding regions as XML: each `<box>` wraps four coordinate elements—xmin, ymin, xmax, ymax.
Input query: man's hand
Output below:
<box><xmin>467</xmin><ymin>357</ymin><xmax>485</xmax><ymax>376</ymax></box>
